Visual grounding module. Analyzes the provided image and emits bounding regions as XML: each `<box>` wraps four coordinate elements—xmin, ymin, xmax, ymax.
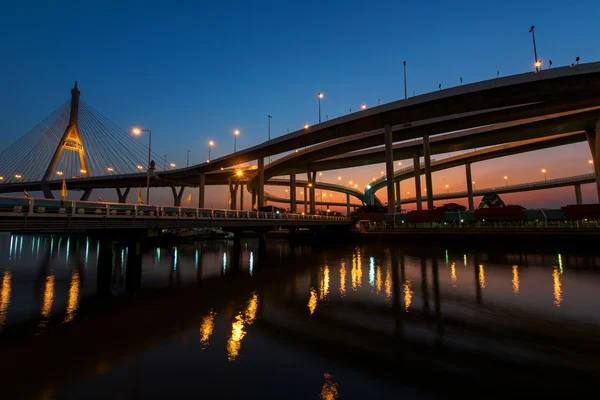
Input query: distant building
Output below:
<box><xmin>478</xmin><ymin>192</ymin><xmax>505</xmax><ymax>209</ymax></box>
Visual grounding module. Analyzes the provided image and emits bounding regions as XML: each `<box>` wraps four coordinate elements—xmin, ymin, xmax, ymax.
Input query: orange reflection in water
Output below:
<box><xmin>339</xmin><ymin>261</ymin><xmax>346</xmax><ymax>297</ymax></box>
<box><xmin>384</xmin><ymin>266</ymin><xmax>392</xmax><ymax>300</ymax></box>
<box><xmin>553</xmin><ymin>268</ymin><xmax>563</xmax><ymax>307</ymax></box>
<box><xmin>512</xmin><ymin>265</ymin><xmax>520</xmax><ymax>295</ymax></box>
<box><xmin>478</xmin><ymin>264</ymin><xmax>486</xmax><ymax>289</ymax></box>
<box><xmin>351</xmin><ymin>250</ymin><xmax>362</xmax><ymax>291</ymax></box>
<box><xmin>64</xmin><ymin>269</ymin><xmax>80</xmax><ymax>323</ymax></box>
<box><xmin>403</xmin><ymin>278</ymin><xmax>413</xmax><ymax>312</ymax></box>
<box><xmin>320</xmin><ymin>373</ymin><xmax>339</xmax><ymax>400</ymax></box>
<box><xmin>0</xmin><ymin>270</ymin><xmax>11</xmax><ymax>327</ymax></box>
<box><xmin>200</xmin><ymin>310</ymin><xmax>216</xmax><ymax>346</ymax></box>
<box><xmin>308</xmin><ymin>287</ymin><xmax>318</xmax><ymax>316</ymax></box>
<box><xmin>450</xmin><ymin>262</ymin><xmax>457</xmax><ymax>287</ymax></box>
<box><xmin>375</xmin><ymin>265</ymin><xmax>382</xmax><ymax>293</ymax></box>
<box><xmin>320</xmin><ymin>265</ymin><xmax>330</xmax><ymax>300</ymax></box>
<box><xmin>41</xmin><ymin>275</ymin><xmax>55</xmax><ymax>318</ymax></box>
<box><xmin>227</xmin><ymin>292</ymin><xmax>259</xmax><ymax>360</ymax></box>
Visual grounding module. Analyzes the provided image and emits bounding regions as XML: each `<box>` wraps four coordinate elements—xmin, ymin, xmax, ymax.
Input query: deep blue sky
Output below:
<box><xmin>1</xmin><ymin>0</ymin><xmax>599</xmax><ymax>207</ymax></box>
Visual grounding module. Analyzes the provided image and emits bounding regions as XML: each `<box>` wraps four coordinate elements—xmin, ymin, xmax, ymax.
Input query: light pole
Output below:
<box><xmin>268</xmin><ymin>115</ymin><xmax>272</xmax><ymax>163</ymax></box>
<box><xmin>589</xmin><ymin>159</ymin><xmax>594</xmax><ymax>173</ymax></box>
<box><xmin>234</xmin><ymin>129</ymin><xmax>240</xmax><ymax>153</ymax></box>
<box><xmin>318</xmin><ymin>93</ymin><xmax>323</xmax><ymax>123</ymax></box>
<box><xmin>361</xmin><ymin>103</ymin><xmax>366</xmax><ymax>110</ymax></box>
<box><xmin>187</xmin><ymin>150</ymin><xmax>190</xmax><ymax>167</ymax></box>
<box><xmin>403</xmin><ymin>61</ymin><xmax>407</xmax><ymax>100</ymax></box>
<box><xmin>529</xmin><ymin>26</ymin><xmax>540</xmax><ymax>72</ymax></box>
<box><xmin>472</xmin><ymin>181</ymin><xmax>476</xmax><ymax>191</ymax></box>
<box><xmin>445</xmin><ymin>184</ymin><xmax>450</xmax><ymax>194</ymax></box>
<box><xmin>541</xmin><ymin>168</ymin><xmax>547</xmax><ymax>181</ymax></box>
<box><xmin>132</xmin><ymin>128</ymin><xmax>152</xmax><ymax>205</ymax></box>
<box><xmin>504</xmin><ymin>176</ymin><xmax>508</xmax><ymax>187</ymax></box>
<box><xmin>208</xmin><ymin>140</ymin><xmax>214</xmax><ymax>162</ymax></box>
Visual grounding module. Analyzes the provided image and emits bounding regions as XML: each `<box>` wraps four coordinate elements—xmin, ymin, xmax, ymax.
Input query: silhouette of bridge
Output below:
<box><xmin>1</xmin><ymin>62</ymin><xmax>600</xmax><ymax>215</ymax></box>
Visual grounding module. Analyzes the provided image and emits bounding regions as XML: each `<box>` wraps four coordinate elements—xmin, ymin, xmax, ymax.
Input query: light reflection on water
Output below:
<box><xmin>0</xmin><ymin>234</ymin><xmax>600</xmax><ymax>398</ymax></box>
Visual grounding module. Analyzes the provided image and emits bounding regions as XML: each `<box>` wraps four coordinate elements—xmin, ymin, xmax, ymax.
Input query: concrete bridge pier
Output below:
<box><xmin>239</xmin><ymin>183</ymin><xmax>244</xmax><ymax>211</ymax></box>
<box><xmin>290</xmin><ymin>171</ymin><xmax>297</xmax><ymax>213</ymax></box>
<box><xmin>413</xmin><ymin>151</ymin><xmax>422</xmax><ymax>211</ymax></box>
<box><xmin>116</xmin><ymin>187</ymin><xmax>130</xmax><ymax>203</ymax></box>
<box><xmin>96</xmin><ymin>239</ymin><xmax>113</xmax><ymax>297</ymax></box>
<box><xmin>80</xmin><ymin>188</ymin><xmax>93</xmax><ymax>201</ymax></box>
<box><xmin>384</xmin><ymin>124</ymin><xmax>395</xmax><ymax>213</ymax></box>
<box><xmin>171</xmin><ymin>186</ymin><xmax>185</xmax><ymax>207</ymax></box>
<box><xmin>228</xmin><ymin>178</ymin><xmax>240</xmax><ymax>210</ymax></box>
<box><xmin>258</xmin><ymin>157</ymin><xmax>265</xmax><ymax>208</ymax></box>
<box><xmin>251</xmin><ymin>189</ymin><xmax>257</xmax><ymax>211</ymax></box>
<box><xmin>308</xmin><ymin>171</ymin><xmax>317</xmax><ymax>214</ymax></box>
<box><xmin>395</xmin><ymin>181</ymin><xmax>401</xmax><ymax>210</ymax></box>
<box><xmin>198</xmin><ymin>173</ymin><xmax>205</xmax><ymax>208</ymax></box>
<box><xmin>346</xmin><ymin>193</ymin><xmax>350</xmax><ymax>216</ymax></box>
<box><xmin>575</xmin><ymin>184</ymin><xmax>583</xmax><ymax>205</ymax></box>
<box><xmin>423</xmin><ymin>134</ymin><xmax>434</xmax><ymax>210</ymax></box>
<box><xmin>125</xmin><ymin>241</ymin><xmax>142</xmax><ymax>292</ymax></box>
<box><xmin>466</xmin><ymin>163</ymin><xmax>475</xmax><ymax>211</ymax></box>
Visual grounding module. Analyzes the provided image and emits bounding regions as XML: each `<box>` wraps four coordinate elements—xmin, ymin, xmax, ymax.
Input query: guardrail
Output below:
<box><xmin>0</xmin><ymin>196</ymin><xmax>350</xmax><ymax>222</ymax></box>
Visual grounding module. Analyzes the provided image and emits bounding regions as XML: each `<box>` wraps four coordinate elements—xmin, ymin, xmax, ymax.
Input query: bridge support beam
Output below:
<box><xmin>466</xmin><ymin>163</ymin><xmax>475</xmax><ymax>211</ymax></box>
<box><xmin>395</xmin><ymin>180</ymin><xmax>401</xmax><ymax>210</ymax></box>
<box><xmin>198</xmin><ymin>173</ymin><xmax>205</xmax><ymax>208</ymax></box>
<box><xmin>575</xmin><ymin>184</ymin><xmax>583</xmax><ymax>205</ymax></box>
<box><xmin>80</xmin><ymin>188</ymin><xmax>93</xmax><ymax>201</ymax></box>
<box><xmin>251</xmin><ymin>189</ymin><xmax>257</xmax><ymax>210</ymax></box>
<box><xmin>346</xmin><ymin>193</ymin><xmax>350</xmax><ymax>216</ymax></box>
<box><xmin>258</xmin><ymin>157</ymin><xmax>265</xmax><ymax>208</ymax></box>
<box><xmin>171</xmin><ymin>186</ymin><xmax>185</xmax><ymax>207</ymax></box>
<box><xmin>423</xmin><ymin>134</ymin><xmax>434</xmax><ymax>210</ymax></box>
<box><xmin>116</xmin><ymin>187</ymin><xmax>131</xmax><ymax>203</ymax></box>
<box><xmin>228</xmin><ymin>179</ymin><xmax>239</xmax><ymax>210</ymax></box>
<box><xmin>303</xmin><ymin>189</ymin><xmax>308</xmax><ymax>213</ymax></box>
<box><xmin>239</xmin><ymin>183</ymin><xmax>244</xmax><ymax>211</ymax></box>
<box><xmin>41</xmin><ymin>183</ymin><xmax>54</xmax><ymax>199</ymax></box>
<box><xmin>290</xmin><ymin>171</ymin><xmax>297</xmax><ymax>213</ymax></box>
<box><xmin>413</xmin><ymin>151</ymin><xmax>422</xmax><ymax>211</ymax></box>
<box><xmin>384</xmin><ymin>124</ymin><xmax>395</xmax><ymax>214</ymax></box>
<box><xmin>308</xmin><ymin>172</ymin><xmax>316</xmax><ymax>214</ymax></box>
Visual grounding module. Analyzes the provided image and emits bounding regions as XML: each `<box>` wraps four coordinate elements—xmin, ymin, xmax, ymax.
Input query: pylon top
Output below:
<box><xmin>73</xmin><ymin>81</ymin><xmax>79</xmax><ymax>91</ymax></box>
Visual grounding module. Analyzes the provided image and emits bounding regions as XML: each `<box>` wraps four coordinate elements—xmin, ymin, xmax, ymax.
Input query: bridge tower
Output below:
<box><xmin>41</xmin><ymin>81</ymin><xmax>90</xmax><ymax>195</ymax></box>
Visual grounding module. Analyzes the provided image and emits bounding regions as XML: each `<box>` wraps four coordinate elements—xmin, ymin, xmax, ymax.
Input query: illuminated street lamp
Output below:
<box><xmin>15</xmin><ymin>174</ymin><xmax>22</xmax><ymax>179</ymax></box>
<box><xmin>361</xmin><ymin>103</ymin><xmax>367</xmax><ymax>110</ymax></box>
<box><xmin>132</xmin><ymin>127</ymin><xmax>152</xmax><ymax>204</ymax></box>
<box><xmin>472</xmin><ymin>181</ymin><xmax>476</xmax><ymax>191</ymax></box>
<box><xmin>170</xmin><ymin>163</ymin><xmax>176</xmax><ymax>168</ymax></box>
<box><xmin>80</xmin><ymin>169</ymin><xmax>87</xmax><ymax>174</ymax></box>
<box><xmin>0</xmin><ymin>176</ymin><xmax>3</xmax><ymax>181</ymax></box>
<box><xmin>56</xmin><ymin>171</ymin><xmax>63</xmax><ymax>176</ymax></box>
<box><xmin>233</xmin><ymin>129</ymin><xmax>240</xmax><ymax>152</ymax></box>
<box><xmin>208</xmin><ymin>140</ymin><xmax>214</xmax><ymax>162</ymax></box>
<box><xmin>541</xmin><ymin>168</ymin><xmax>547</xmax><ymax>181</ymax></box>
<box><xmin>304</xmin><ymin>123</ymin><xmax>309</xmax><ymax>130</ymax></box>
<box><xmin>504</xmin><ymin>176</ymin><xmax>508</xmax><ymax>187</ymax></box>
<box><xmin>589</xmin><ymin>159</ymin><xmax>594</xmax><ymax>173</ymax></box>
<box><xmin>318</xmin><ymin>93</ymin><xmax>324</xmax><ymax>123</ymax></box>
<box><xmin>445</xmin><ymin>184</ymin><xmax>450</xmax><ymax>194</ymax></box>
<box><xmin>529</xmin><ymin>26</ymin><xmax>540</xmax><ymax>72</ymax></box>
<box><xmin>397</xmin><ymin>162</ymin><xmax>402</xmax><ymax>167</ymax></box>
<box><xmin>337</xmin><ymin>176</ymin><xmax>342</xmax><ymax>183</ymax></box>
<box><xmin>137</xmin><ymin>165</ymin><xmax>143</xmax><ymax>170</ymax></box>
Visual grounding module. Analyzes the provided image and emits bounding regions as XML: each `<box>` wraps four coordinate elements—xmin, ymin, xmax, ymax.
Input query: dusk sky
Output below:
<box><xmin>1</xmin><ymin>0</ymin><xmax>599</xmax><ymax>210</ymax></box>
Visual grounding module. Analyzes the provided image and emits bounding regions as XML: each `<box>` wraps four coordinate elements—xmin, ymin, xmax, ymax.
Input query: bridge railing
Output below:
<box><xmin>0</xmin><ymin>196</ymin><xmax>350</xmax><ymax>222</ymax></box>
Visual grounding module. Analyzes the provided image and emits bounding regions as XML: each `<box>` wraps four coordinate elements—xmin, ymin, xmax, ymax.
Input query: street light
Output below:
<box><xmin>361</xmin><ymin>103</ymin><xmax>366</xmax><ymax>110</ymax></box>
<box><xmin>504</xmin><ymin>176</ymin><xmax>508</xmax><ymax>187</ymax></box>
<box><xmin>233</xmin><ymin>129</ymin><xmax>240</xmax><ymax>152</ymax></box>
<box><xmin>107</xmin><ymin>167</ymin><xmax>114</xmax><ymax>174</ymax></box>
<box><xmin>445</xmin><ymin>184</ymin><xmax>450</xmax><ymax>194</ymax></box>
<box><xmin>208</xmin><ymin>140</ymin><xmax>214</xmax><ymax>162</ymax></box>
<box><xmin>529</xmin><ymin>26</ymin><xmax>540</xmax><ymax>72</ymax></box>
<box><xmin>304</xmin><ymin>123</ymin><xmax>309</xmax><ymax>130</ymax></box>
<box><xmin>541</xmin><ymin>168</ymin><xmax>547</xmax><ymax>181</ymax></box>
<box><xmin>56</xmin><ymin>171</ymin><xmax>63</xmax><ymax>176</ymax></box>
<box><xmin>318</xmin><ymin>93</ymin><xmax>323</xmax><ymax>123</ymax></box>
<box><xmin>397</xmin><ymin>162</ymin><xmax>402</xmax><ymax>167</ymax></box>
<box><xmin>132</xmin><ymin>127</ymin><xmax>152</xmax><ymax>204</ymax></box>
<box><xmin>80</xmin><ymin>169</ymin><xmax>86</xmax><ymax>174</ymax></box>
<box><xmin>15</xmin><ymin>174</ymin><xmax>22</xmax><ymax>179</ymax></box>
<box><xmin>472</xmin><ymin>181</ymin><xmax>476</xmax><ymax>191</ymax></box>
<box><xmin>589</xmin><ymin>159</ymin><xmax>594</xmax><ymax>173</ymax></box>
<box><xmin>236</xmin><ymin>170</ymin><xmax>243</xmax><ymax>177</ymax></box>
<box><xmin>137</xmin><ymin>165</ymin><xmax>143</xmax><ymax>170</ymax></box>
<box><xmin>337</xmin><ymin>176</ymin><xmax>341</xmax><ymax>184</ymax></box>
<box><xmin>170</xmin><ymin>163</ymin><xmax>176</xmax><ymax>168</ymax></box>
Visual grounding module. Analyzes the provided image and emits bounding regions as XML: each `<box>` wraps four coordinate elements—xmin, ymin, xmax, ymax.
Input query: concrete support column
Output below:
<box><xmin>116</xmin><ymin>187</ymin><xmax>131</xmax><ymax>204</ymax></box>
<box><xmin>228</xmin><ymin>179</ymin><xmax>239</xmax><ymax>210</ymax></box>
<box><xmin>198</xmin><ymin>173</ymin><xmax>205</xmax><ymax>208</ymax></box>
<box><xmin>171</xmin><ymin>186</ymin><xmax>185</xmax><ymax>207</ymax></box>
<box><xmin>308</xmin><ymin>172</ymin><xmax>316</xmax><ymax>214</ymax></box>
<box><xmin>251</xmin><ymin>189</ymin><xmax>257</xmax><ymax>210</ymax></box>
<box><xmin>257</xmin><ymin>157</ymin><xmax>265</xmax><ymax>208</ymax></box>
<box><xmin>466</xmin><ymin>163</ymin><xmax>474</xmax><ymax>211</ymax></box>
<box><xmin>395</xmin><ymin>180</ymin><xmax>401</xmax><ymax>210</ymax></box>
<box><xmin>239</xmin><ymin>183</ymin><xmax>244</xmax><ymax>211</ymax></box>
<box><xmin>423</xmin><ymin>134</ymin><xmax>434</xmax><ymax>210</ymax></box>
<box><xmin>412</xmin><ymin>151</ymin><xmax>422</xmax><ymax>211</ymax></box>
<box><xmin>384</xmin><ymin>124</ymin><xmax>395</xmax><ymax>213</ymax></box>
<box><xmin>304</xmin><ymin>189</ymin><xmax>308</xmax><ymax>213</ymax></box>
<box><xmin>346</xmin><ymin>193</ymin><xmax>351</xmax><ymax>216</ymax></box>
<box><xmin>575</xmin><ymin>184</ymin><xmax>583</xmax><ymax>205</ymax></box>
<box><xmin>80</xmin><ymin>188</ymin><xmax>92</xmax><ymax>201</ymax></box>
<box><xmin>290</xmin><ymin>171</ymin><xmax>297</xmax><ymax>213</ymax></box>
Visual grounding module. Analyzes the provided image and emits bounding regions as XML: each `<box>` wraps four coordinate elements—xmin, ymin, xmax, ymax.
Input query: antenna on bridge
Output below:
<box><xmin>42</xmin><ymin>81</ymin><xmax>90</xmax><ymax>184</ymax></box>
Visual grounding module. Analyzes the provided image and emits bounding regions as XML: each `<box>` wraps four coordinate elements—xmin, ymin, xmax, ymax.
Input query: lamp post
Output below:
<box><xmin>589</xmin><ymin>159</ymin><xmax>594</xmax><ymax>173</ymax></box>
<box><xmin>445</xmin><ymin>184</ymin><xmax>450</xmax><ymax>194</ymax></box>
<box><xmin>187</xmin><ymin>150</ymin><xmax>190</xmax><ymax>167</ymax></box>
<box><xmin>504</xmin><ymin>176</ymin><xmax>508</xmax><ymax>187</ymax></box>
<box><xmin>132</xmin><ymin>127</ymin><xmax>152</xmax><ymax>205</ymax></box>
<box><xmin>529</xmin><ymin>26</ymin><xmax>540</xmax><ymax>72</ymax></box>
<box><xmin>361</xmin><ymin>103</ymin><xmax>366</xmax><ymax>110</ymax></box>
<box><xmin>268</xmin><ymin>115</ymin><xmax>272</xmax><ymax>163</ymax></box>
<box><xmin>234</xmin><ymin>129</ymin><xmax>240</xmax><ymax>152</ymax></box>
<box><xmin>208</xmin><ymin>140</ymin><xmax>214</xmax><ymax>162</ymax></box>
<box><xmin>541</xmin><ymin>168</ymin><xmax>547</xmax><ymax>181</ymax></box>
<box><xmin>318</xmin><ymin>93</ymin><xmax>323</xmax><ymax>123</ymax></box>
